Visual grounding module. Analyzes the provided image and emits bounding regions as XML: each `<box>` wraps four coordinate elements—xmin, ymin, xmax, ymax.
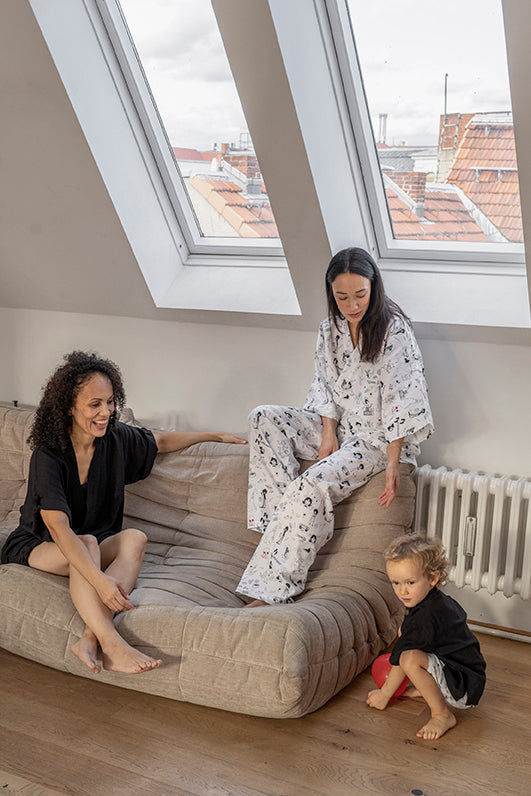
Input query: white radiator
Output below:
<box><xmin>413</xmin><ymin>465</ymin><xmax>531</xmax><ymax>600</ymax></box>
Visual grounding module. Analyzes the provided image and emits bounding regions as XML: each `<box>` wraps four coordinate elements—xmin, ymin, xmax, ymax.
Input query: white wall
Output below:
<box><xmin>0</xmin><ymin>307</ymin><xmax>314</xmax><ymax>432</ymax></box>
<box><xmin>420</xmin><ymin>335</ymin><xmax>531</xmax><ymax>477</ymax></box>
<box><xmin>1</xmin><ymin>306</ymin><xmax>530</xmax><ymax>479</ymax></box>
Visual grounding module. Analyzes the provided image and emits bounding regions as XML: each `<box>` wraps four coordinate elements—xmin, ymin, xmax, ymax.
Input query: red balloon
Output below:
<box><xmin>371</xmin><ymin>653</ymin><xmax>409</xmax><ymax>699</ymax></box>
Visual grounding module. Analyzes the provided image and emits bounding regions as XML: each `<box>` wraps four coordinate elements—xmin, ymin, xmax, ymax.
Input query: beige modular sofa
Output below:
<box><xmin>0</xmin><ymin>403</ymin><xmax>414</xmax><ymax>718</ymax></box>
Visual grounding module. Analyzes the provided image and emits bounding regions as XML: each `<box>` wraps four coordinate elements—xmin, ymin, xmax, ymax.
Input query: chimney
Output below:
<box><xmin>436</xmin><ymin>112</ymin><xmax>474</xmax><ymax>181</ymax></box>
<box><xmin>392</xmin><ymin>171</ymin><xmax>427</xmax><ymax>218</ymax></box>
<box><xmin>378</xmin><ymin>113</ymin><xmax>388</xmax><ymax>145</ymax></box>
<box><xmin>246</xmin><ymin>177</ymin><xmax>263</xmax><ymax>195</ymax></box>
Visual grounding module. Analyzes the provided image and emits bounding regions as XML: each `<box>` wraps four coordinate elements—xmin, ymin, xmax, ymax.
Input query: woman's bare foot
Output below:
<box><xmin>416</xmin><ymin>711</ymin><xmax>456</xmax><ymax>740</ymax></box>
<box><xmin>101</xmin><ymin>637</ymin><xmax>162</xmax><ymax>674</ymax></box>
<box><xmin>246</xmin><ymin>599</ymin><xmax>269</xmax><ymax>608</ymax></box>
<box><xmin>72</xmin><ymin>634</ymin><xmax>101</xmax><ymax>674</ymax></box>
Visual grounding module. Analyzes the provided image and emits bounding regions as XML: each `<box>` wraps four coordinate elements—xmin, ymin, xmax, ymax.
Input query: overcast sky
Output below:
<box><xmin>119</xmin><ymin>0</ymin><xmax>512</xmax><ymax>150</ymax></box>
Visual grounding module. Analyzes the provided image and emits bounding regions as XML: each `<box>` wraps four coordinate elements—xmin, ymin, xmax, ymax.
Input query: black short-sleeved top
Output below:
<box><xmin>389</xmin><ymin>587</ymin><xmax>486</xmax><ymax>706</ymax></box>
<box><xmin>1</xmin><ymin>422</ymin><xmax>158</xmax><ymax>566</ymax></box>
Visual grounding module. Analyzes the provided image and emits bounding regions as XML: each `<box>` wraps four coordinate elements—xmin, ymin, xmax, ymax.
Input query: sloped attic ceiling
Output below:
<box><xmin>0</xmin><ymin>0</ymin><xmax>160</xmax><ymax>319</ymax></box>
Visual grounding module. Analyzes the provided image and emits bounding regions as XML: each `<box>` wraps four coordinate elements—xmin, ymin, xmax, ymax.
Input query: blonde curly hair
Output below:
<box><xmin>384</xmin><ymin>533</ymin><xmax>449</xmax><ymax>585</ymax></box>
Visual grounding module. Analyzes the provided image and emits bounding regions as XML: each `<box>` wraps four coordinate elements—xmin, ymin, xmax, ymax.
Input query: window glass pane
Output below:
<box><xmin>345</xmin><ymin>0</ymin><xmax>523</xmax><ymax>244</ymax></box>
<box><xmin>118</xmin><ymin>0</ymin><xmax>279</xmax><ymax>240</ymax></box>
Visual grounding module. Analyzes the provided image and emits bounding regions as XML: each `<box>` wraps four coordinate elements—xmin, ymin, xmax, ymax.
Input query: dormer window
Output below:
<box><xmin>342</xmin><ymin>0</ymin><xmax>524</xmax><ymax>246</ymax></box>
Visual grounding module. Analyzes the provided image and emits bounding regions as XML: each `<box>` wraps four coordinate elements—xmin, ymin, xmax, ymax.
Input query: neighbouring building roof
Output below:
<box><xmin>188</xmin><ymin>175</ymin><xmax>279</xmax><ymax>238</ymax></box>
<box><xmin>378</xmin><ymin>144</ymin><xmax>438</xmax><ymax>179</ymax></box>
<box><xmin>443</xmin><ymin>112</ymin><xmax>523</xmax><ymax>242</ymax></box>
<box><xmin>173</xmin><ymin>147</ymin><xmax>220</xmax><ymax>164</ymax></box>
<box><xmin>385</xmin><ymin>179</ymin><xmax>489</xmax><ymax>241</ymax></box>
<box><xmin>174</xmin><ymin>119</ymin><xmax>521</xmax><ymax>243</ymax></box>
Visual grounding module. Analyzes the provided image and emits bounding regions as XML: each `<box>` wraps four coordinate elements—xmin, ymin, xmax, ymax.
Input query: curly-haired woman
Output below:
<box><xmin>1</xmin><ymin>351</ymin><xmax>246</xmax><ymax>674</ymax></box>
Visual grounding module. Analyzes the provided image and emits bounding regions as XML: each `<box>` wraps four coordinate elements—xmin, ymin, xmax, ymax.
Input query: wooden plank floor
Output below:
<box><xmin>0</xmin><ymin>632</ymin><xmax>528</xmax><ymax>796</ymax></box>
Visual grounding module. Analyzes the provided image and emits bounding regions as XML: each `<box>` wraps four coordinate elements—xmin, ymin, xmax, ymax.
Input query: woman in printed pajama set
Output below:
<box><xmin>236</xmin><ymin>247</ymin><xmax>434</xmax><ymax>606</ymax></box>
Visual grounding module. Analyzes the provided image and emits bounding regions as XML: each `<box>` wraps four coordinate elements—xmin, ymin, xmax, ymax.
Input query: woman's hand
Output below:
<box><xmin>378</xmin><ymin>438</ymin><xmax>403</xmax><ymax>507</ymax></box>
<box><xmin>319</xmin><ymin>416</ymin><xmax>339</xmax><ymax>460</ymax></box>
<box><xmin>318</xmin><ymin>431</ymin><xmax>339</xmax><ymax>460</ymax></box>
<box><xmin>216</xmin><ymin>432</ymin><xmax>248</xmax><ymax>445</ymax></box>
<box><xmin>95</xmin><ymin>572</ymin><xmax>134</xmax><ymax>613</ymax></box>
<box><xmin>378</xmin><ymin>459</ymin><xmax>400</xmax><ymax>507</ymax></box>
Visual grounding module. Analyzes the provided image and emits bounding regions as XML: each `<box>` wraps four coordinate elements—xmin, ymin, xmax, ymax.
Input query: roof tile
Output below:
<box><xmin>445</xmin><ymin>117</ymin><xmax>522</xmax><ymax>241</ymax></box>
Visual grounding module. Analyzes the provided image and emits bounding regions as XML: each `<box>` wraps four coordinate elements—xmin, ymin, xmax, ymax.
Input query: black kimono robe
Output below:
<box><xmin>1</xmin><ymin>422</ymin><xmax>157</xmax><ymax>566</ymax></box>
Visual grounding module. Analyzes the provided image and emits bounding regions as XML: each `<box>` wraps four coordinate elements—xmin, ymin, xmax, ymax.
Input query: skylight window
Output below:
<box><xmin>344</xmin><ymin>0</ymin><xmax>524</xmax><ymax>246</ymax></box>
<box><xmin>118</xmin><ymin>0</ymin><xmax>279</xmax><ymax>241</ymax></box>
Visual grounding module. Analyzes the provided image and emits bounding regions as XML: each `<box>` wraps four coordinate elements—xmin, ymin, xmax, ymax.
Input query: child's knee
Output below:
<box><xmin>399</xmin><ymin>648</ymin><xmax>429</xmax><ymax>673</ymax></box>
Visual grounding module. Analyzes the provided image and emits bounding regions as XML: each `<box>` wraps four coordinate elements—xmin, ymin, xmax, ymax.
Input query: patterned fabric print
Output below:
<box><xmin>247</xmin><ymin>405</ymin><xmax>323</xmax><ymax>533</ymax></box>
<box><xmin>239</xmin><ymin>405</ymin><xmax>387</xmax><ymax>603</ymax></box>
<box><xmin>427</xmin><ymin>654</ymin><xmax>471</xmax><ymax>710</ymax></box>
<box><xmin>304</xmin><ymin>316</ymin><xmax>433</xmax><ymax>458</ymax></box>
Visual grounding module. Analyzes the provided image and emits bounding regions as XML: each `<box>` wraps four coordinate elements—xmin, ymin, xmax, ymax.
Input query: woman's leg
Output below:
<box><xmin>28</xmin><ymin>532</ymin><xmax>162</xmax><ymax>674</ymax></box>
<box><xmin>247</xmin><ymin>405</ymin><xmax>323</xmax><ymax>532</ymax></box>
<box><xmin>72</xmin><ymin>528</ymin><xmax>160</xmax><ymax>673</ymax></box>
<box><xmin>238</xmin><ymin>439</ymin><xmax>387</xmax><ymax>603</ymax></box>
<box><xmin>99</xmin><ymin>527</ymin><xmax>147</xmax><ymax>595</ymax></box>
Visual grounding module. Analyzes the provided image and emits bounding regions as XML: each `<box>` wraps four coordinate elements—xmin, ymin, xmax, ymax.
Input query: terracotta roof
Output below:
<box><xmin>173</xmin><ymin>147</ymin><xmax>221</xmax><ymax>164</ymax></box>
<box><xmin>189</xmin><ymin>175</ymin><xmax>279</xmax><ymax>238</ymax></box>
<box><xmin>386</xmin><ymin>183</ymin><xmax>489</xmax><ymax>242</ymax></box>
<box><xmin>444</xmin><ymin>116</ymin><xmax>522</xmax><ymax>242</ymax></box>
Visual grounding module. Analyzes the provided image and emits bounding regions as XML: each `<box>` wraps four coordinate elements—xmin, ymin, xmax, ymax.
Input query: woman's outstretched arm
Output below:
<box><xmin>153</xmin><ymin>430</ymin><xmax>247</xmax><ymax>454</ymax></box>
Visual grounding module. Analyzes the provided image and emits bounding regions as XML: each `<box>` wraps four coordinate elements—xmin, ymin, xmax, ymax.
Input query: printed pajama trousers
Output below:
<box><xmin>236</xmin><ymin>404</ymin><xmax>388</xmax><ymax>604</ymax></box>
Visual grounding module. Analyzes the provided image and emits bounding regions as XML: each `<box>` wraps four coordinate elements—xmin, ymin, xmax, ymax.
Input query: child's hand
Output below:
<box><xmin>366</xmin><ymin>688</ymin><xmax>390</xmax><ymax>710</ymax></box>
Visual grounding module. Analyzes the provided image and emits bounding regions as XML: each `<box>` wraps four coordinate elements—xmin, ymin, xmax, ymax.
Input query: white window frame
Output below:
<box><xmin>266</xmin><ymin>0</ymin><xmax>531</xmax><ymax>327</ymax></box>
<box><xmin>27</xmin><ymin>0</ymin><xmax>300</xmax><ymax>317</ymax></box>
<box><xmin>95</xmin><ymin>0</ymin><xmax>284</xmax><ymax>260</ymax></box>
<box><xmin>325</xmin><ymin>0</ymin><xmax>525</xmax><ymax>268</ymax></box>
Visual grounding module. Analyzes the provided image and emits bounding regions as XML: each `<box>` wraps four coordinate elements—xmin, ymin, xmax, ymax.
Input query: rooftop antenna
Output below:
<box><xmin>444</xmin><ymin>73</ymin><xmax>448</xmax><ymax>116</ymax></box>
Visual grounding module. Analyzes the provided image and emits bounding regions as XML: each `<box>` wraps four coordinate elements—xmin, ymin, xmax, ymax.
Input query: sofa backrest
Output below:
<box><xmin>0</xmin><ymin>404</ymin><xmax>34</xmax><ymax>531</ymax></box>
<box><xmin>0</xmin><ymin>405</ymin><xmax>415</xmax><ymax>573</ymax></box>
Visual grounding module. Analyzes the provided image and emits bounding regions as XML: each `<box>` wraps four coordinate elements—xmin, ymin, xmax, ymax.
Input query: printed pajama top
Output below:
<box><xmin>303</xmin><ymin>315</ymin><xmax>434</xmax><ymax>459</ymax></box>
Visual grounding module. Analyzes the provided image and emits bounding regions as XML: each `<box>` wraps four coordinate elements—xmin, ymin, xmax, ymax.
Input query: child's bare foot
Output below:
<box><xmin>403</xmin><ymin>684</ymin><xmax>422</xmax><ymax>698</ymax></box>
<box><xmin>102</xmin><ymin>638</ymin><xmax>162</xmax><ymax>674</ymax></box>
<box><xmin>416</xmin><ymin>711</ymin><xmax>456</xmax><ymax>740</ymax></box>
<box><xmin>246</xmin><ymin>599</ymin><xmax>269</xmax><ymax>608</ymax></box>
<box><xmin>366</xmin><ymin>689</ymin><xmax>390</xmax><ymax>710</ymax></box>
<box><xmin>72</xmin><ymin>635</ymin><xmax>101</xmax><ymax>674</ymax></box>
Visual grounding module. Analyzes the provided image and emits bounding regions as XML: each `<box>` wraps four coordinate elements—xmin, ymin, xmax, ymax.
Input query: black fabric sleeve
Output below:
<box><xmin>33</xmin><ymin>446</ymin><xmax>72</xmax><ymax>520</ymax></box>
<box><xmin>389</xmin><ymin>613</ymin><xmax>438</xmax><ymax>666</ymax></box>
<box><xmin>115</xmin><ymin>422</ymin><xmax>158</xmax><ymax>484</ymax></box>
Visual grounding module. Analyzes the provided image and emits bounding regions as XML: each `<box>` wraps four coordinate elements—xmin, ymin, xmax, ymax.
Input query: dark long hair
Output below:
<box><xmin>28</xmin><ymin>351</ymin><xmax>126</xmax><ymax>451</ymax></box>
<box><xmin>325</xmin><ymin>247</ymin><xmax>409</xmax><ymax>362</ymax></box>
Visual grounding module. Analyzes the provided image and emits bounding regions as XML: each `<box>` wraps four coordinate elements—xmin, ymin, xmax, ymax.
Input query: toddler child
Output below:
<box><xmin>367</xmin><ymin>533</ymin><xmax>486</xmax><ymax>740</ymax></box>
